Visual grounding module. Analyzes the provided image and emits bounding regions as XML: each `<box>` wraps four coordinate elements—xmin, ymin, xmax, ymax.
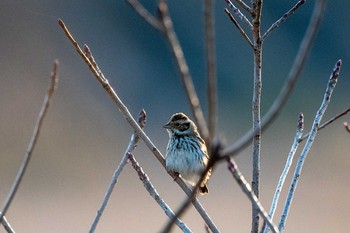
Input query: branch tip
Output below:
<box><xmin>58</xmin><ymin>18</ymin><xmax>64</xmax><ymax>27</ymax></box>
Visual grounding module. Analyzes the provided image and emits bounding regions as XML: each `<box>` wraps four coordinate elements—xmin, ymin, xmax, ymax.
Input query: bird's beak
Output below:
<box><xmin>163</xmin><ymin>123</ymin><xmax>171</xmax><ymax>129</ymax></box>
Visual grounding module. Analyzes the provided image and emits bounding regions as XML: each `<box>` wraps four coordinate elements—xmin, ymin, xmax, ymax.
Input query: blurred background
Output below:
<box><xmin>0</xmin><ymin>0</ymin><xmax>349</xmax><ymax>232</ymax></box>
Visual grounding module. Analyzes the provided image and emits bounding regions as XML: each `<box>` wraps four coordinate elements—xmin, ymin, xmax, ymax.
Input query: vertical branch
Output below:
<box><xmin>251</xmin><ymin>1</ymin><xmax>263</xmax><ymax>232</ymax></box>
<box><xmin>0</xmin><ymin>61</ymin><xmax>59</xmax><ymax>222</ymax></box>
<box><xmin>204</xmin><ymin>0</ymin><xmax>218</xmax><ymax>146</ymax></box>
<box><xmin>220</xmin><ymin>0</ymin><xmax>326</xmax><ymax>160</ymax></box>
<box><xmin>278</xmin><ymin>59</ymin><xmax>342</xmax><ymax>232</ymax></box>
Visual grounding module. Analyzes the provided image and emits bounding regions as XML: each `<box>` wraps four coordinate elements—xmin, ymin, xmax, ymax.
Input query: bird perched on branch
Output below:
<box><xmin>163</xmin><ymin>112</ymin><xmax>211</xmax><ymax>194</ymax></box>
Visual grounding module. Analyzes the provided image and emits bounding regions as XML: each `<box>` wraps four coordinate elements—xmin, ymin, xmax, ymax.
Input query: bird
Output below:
<box><xmin>163</xmin><ymin>112</ymin><xmax>211</xmax><ymax>194</ymax></box>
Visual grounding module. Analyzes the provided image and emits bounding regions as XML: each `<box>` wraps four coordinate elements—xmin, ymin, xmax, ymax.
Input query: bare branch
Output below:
<box><xmin>263</xmin><ymin>113</ymin><xmax>304</xmax><ymax>233</ymax></box>
<box><xmin>128</xmin><ymin>152</ymin><xmax>192</xmax><ymax>233</ymax></box>
<box><xmin>205</xmin><ymin>0</ymin><xmax>218</xmax><ymax>145</ymax></box>
<box><xmin>251</xmin><ymin>0</ymin><xmax>264</xmax><ymax>231</ymax></box>
<box><xmin>234</xmin><ymin>0</ymin><xmax>252</xmax><ymax>13</ymax></box>
<box><xmin>224</xmin><ymin>8</ymin><xmax>253</xmax><ymax>48</ymax></box>
<box><xmin>225</xmin><ymin>0</ymin><xmax>253</xmax><ymax>28</ymax></box>
<box><xmin>300</xmin><ymin>107</ymin><xmax>350</xmax><ymax>141</ymax></box>
<box><xmin>262</xmin><ymin>0</ymin><xmax>306</xmax><ymax>41</ymax></box>
<box><xmin>84</xmin><ymin>44</ymin><xmax>107</xmax><ymax>82</ymax></box>
<box><xmin>58</xmin><ymin>19</ymin><xmax>164</xmax><ymax>165</ymax></box>
<box><xmin>157</xmin><ymin>0</ymin><xmax>209</xmax><ymax>141</ymax></box>
<box><xmin>89</xmin><ymin>110</ymin><xmax>146</xmax><ymax>233</ymax></box>
<box><xmin>125</xmin><ymin>0</ymin><xmax>164</xmax><ymax>32</ymax></box>
<box><xmin>252</xmin><ymin>0</ymin><xmax>263</xmax><ymax>26</ymax></box>
<box><xmin>1</xmin><ymin>214</ymin><xmax>15</xmax><ymax>233</ymax></box>
<box><xmin>220</xmin><ymin>0</ymin><xmax>326</xmax><ymax>160</ymax></box>
<box><xmin>279</xmin><ymin>59</ymin><xmax>342</xmax><ymax>232</ymax></box>
<box><xmin>0</xmin><ymin>61</ymin><xmax>59</xmax><ymax>222</ymax></box>
<box><xmin>58</xmin><ymin>20</ymin><xmax>218</xmax><ymax>232</ymax></box>
<box><xmin>227</xmin><ymin>158</ymin><xmax>279</xmax><ymax>233</ymax></box>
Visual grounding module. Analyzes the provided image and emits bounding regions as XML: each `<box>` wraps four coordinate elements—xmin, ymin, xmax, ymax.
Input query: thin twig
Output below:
<box><xmin>58</xmin><ymin>20</ymin><xmax>218</xmax><ymax>232</ymax></box>
<box><xmin>89</xmin><ymin>110</ymin><xmax>146</xmax><ymax>233</ymax></box>
<box><xmin>84</xmin><ymin>44</ymin><xmax>107</xmax><ymax>82</ymax></box>
<box><xmin>344</xmin><ymin>122</ymin><xmax>350</xmax><ymax>133</ymax></box>
<box><xmin>157</xmin><ymin>0</ymin><xmax>209</xmax><ymax>141</ymax></box>
<box><xmin>0</xmin><ymin>61</ymin><xmax>59</xmax><ymax>222</ymax></box>
<box><xmin>205</xmin><ymin>0</ymin><xmax>218</xmax><ymax>146</ymax></box>
<box><xmin>225</xmin><ymin>0</ymin><xmax>253</xmax><ymax>28</ymax></box>
<box><xmin>227</xmin><ymin>158</ymin><xmax>279</xmax><ymax>233</ymax></box>
<box><xmin>219</xmin><ymin>0</ymin><xmax>326</xmax><ymax>160</ymax></box>
<box><xmin>128</xmin><ymin>152</ymin><xmax>192</xmax><ymax>233</ymax></box>
<box><xmin>235</xmin><ymin>0</ymin><xmax>252</xmax><ymax>13</ymax></box>
<box><xmin>262</xmin><ymin>0</ymin><xmax>306</xmax><ymax>41</ymax></box>
<box><xmin>224</xmin><ymin>8</ymin><xmax>253</xmax><ymax>48</ymax></box>
<box><xmin>279</xmin><ymin>59</ymin><xmax>342</xmax><ymax>232</ymax></box>
<box><xmin>125</xmin><ymin>0</ymin><xmax>164</xmax><ymax>32</ymax></box>
<box><xmin>1</xmin><ymin>214</ymin><xmax>15</xmax><ymax>233</ymax></box>
<box><xmin>299</xmin><ymin>107</ymin><xmax>350</xmax><ymax>142</ymax></box>
<box><xmin>263</xmin><ymin>113</ymin><xmax>304</xmax><ymax>233</ymax></box>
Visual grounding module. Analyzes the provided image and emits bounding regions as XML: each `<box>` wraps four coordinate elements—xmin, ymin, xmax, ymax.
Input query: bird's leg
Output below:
<box><xmin>173</xmin><ymin>172</ymin><xmax>180</xmax><ymax>182</ymax></box>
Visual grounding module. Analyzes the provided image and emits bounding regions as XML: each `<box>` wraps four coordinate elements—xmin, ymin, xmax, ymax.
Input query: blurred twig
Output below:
<box><xmin>279</xmin><ymin>59</ymin><xmax>342</xmax><ymax>231</ymax></box>
<box><xmin>126</xmin><ymin>0</ymin><xmax>209</xmax><ymax>140</ymax></box>
<box><xmin>1</xmin><ymin>214</ymin><xmax>15</xmax><ymax>233</ymax></box>
<box><xmin>263</xmin><ymin>113</ymin><xmax>304</xmax><ymax>233</ymax></box>
<box><xmin>128</xmin><ymin>152</ymin><xmax>192</xmax><ymax>233</ymax></box>
<box><xmin>205</xmin><ymin>0</ymin><xmax>218</xmax><ymax>146</ymax></box>
<box><xmin>58</xmin><ymin>20</ymin><xmax>218</xmax><ymax>232</ymax></box>
<box><xmin>158</xmin><ymin>0</ymin><xmax>209</xmax><ymax>140</ymax></box>
<box><xmin>126</xmin><ymin>0</ymin><xmax>164</xmax><ymax>31</ymax></box>
<box><xmin>89</xmin><ymin>110</ymin><xmax>146</xmax><ymax>233</ymax></box>
<box><xmin>0</xmin><ymin>61</ymin><xmax>59</xmax><ymax>222</ymax></box>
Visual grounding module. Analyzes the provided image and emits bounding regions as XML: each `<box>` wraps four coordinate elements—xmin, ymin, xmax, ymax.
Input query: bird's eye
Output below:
<box><xmin>175</xmin><ymin>123</ymin><xmax>180</xmax><ymax>127</ymax></box>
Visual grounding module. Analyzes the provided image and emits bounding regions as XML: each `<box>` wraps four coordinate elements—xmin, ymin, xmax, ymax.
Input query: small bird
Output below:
<box><xmin>163</xmin><ymin>112</ymin><xmax>211</xmax><ymax>194</ymax></box>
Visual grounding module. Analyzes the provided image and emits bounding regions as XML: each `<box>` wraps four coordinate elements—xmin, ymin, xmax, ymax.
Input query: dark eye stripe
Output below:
<box><xmin>179</xmin><ymin>122</ymin><xmax>190</xmax><ymax>131</ymax></box>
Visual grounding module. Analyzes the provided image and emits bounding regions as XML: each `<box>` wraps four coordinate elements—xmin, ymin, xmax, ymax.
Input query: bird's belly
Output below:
<box><xmin>165</xmin><ymin>150</ymin><xmax>204</xmax><ymax>185</ymax></box>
